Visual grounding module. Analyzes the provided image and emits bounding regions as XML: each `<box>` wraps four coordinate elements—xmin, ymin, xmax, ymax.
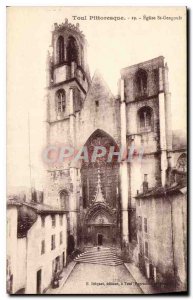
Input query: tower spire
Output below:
<box><xmin>94</xmin><ymin>168</ymin><xmax>105</xmax><ymax>203</ymax></box>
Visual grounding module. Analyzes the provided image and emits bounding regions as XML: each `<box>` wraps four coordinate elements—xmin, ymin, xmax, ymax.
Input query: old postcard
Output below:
<box><xmin>7</xmin><ymin>6</ymin><xmax>187</xmax><ymax>294</ymax></box>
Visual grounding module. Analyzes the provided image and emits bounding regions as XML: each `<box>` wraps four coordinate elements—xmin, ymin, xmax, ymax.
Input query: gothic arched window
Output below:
<box><xmin>56</xmin><ymin>89</ymin><xmax>66</xmax><ymax>113</ymax></box>
<box><xmin>174</xmin><ymin>153</ymin><xmax>187</xmax><ymax>185</ymax></box>
<box><xmin>176</xmin><ymin>153</ymin><xmax>187</xmax><ymax>173</ymax></box>
<box><xmin>57</xmin><ymin>36</ymin><xmax>64</xmax><ymax>64</ymax></box>
<box><xmin>135</xmin><ymin>69</ymin><xmax>148</xmax><ymax>97</ymax></box>
<box><xmin>67</xmin><ymin>36</ymin><xmax>78</xmax><ymax>64</ymax></box>
<box><xmin>138</xmin><ymin>106</ymin><xmax>153</xmax><ymax>132</ymax></box>
<box><xmin>59</xmin><ymin>190</ymin><xmax>69</xmax><ymax>210</ymax></box>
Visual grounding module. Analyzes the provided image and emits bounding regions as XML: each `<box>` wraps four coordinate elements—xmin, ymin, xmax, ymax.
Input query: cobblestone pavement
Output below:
<box><xmin>58</xmin><ymin>263</ymin><xmax>143</xmax><ymax>294</ymax></box>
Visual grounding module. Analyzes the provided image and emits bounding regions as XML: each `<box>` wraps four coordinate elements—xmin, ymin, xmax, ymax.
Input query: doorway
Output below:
<box><xmin>9</xmin><ymin>274</ymin><xmax>13</xmax><ymax>294</ymax></box>
<box><xmin>36</xmin><ymin>269</ymin><xmax>41</xmax><ymax>294</ymax></box>
<box><xmin>62</xmin><ymin>251</ymin><xmax>65</xmax><ymax>268</ymax></box>
<box><xmin>149</xmin><ymin>263</ymin><xmax>154</xmax><ymax>281</ymax></box>
<box><xmin>67</xmin><ymin>234</ymin><xmax>75</xmax><ymax>255</ymax></box>
<box><xmin>98</xmin><ymin>234</ymin><xmax>103</xmax><ymax>246</ymax></box>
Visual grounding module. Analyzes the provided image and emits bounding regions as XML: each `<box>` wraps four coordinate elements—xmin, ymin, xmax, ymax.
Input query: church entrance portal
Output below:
<box><xmin>80</xmin><ymin>129</ymin><xmax>121</xmax><ymax>248</ymax></box>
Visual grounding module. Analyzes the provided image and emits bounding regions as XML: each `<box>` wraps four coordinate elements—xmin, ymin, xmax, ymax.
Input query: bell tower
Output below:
<box><xmin>46</xmin><ymin>18</ymin><xmax>91</xmax><ymax>148</ymax></box>
<box><xmin>46</xmin><ymin>19</ymin><xmax>91</xmax><ymax>128</ymax></box>
<box><xmin>47</xmin><ymin>19</ymin><xmax>90</xmax><ymax>89</ymax></box>
<box><xmin>45</xmin><ymin>20</ymin><xmax>91</xmax><ymax>244</ymax></box>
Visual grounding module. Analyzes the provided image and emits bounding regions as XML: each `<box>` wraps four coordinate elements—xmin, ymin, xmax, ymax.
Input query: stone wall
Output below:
<box><xmin>136</xmin><ymin>190</ymin><xmax>187</xmax><ymax>291</ymax></box>
<box><xmin>7</xmin><ymin>206</ymin><xmax>26</xmax><ymax>293</ymax></box>
<box><xmin>26</xmin><ymin>214</ymin><xmax>67</xmax><ymax>294</ymax></box>
<box><xmin>121</xmin><ymin>56</ymin><xmax>164</xmax><ymax>103</ymax></box>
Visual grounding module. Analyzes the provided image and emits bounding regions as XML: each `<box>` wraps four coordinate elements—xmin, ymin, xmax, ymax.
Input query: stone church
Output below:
<box><xmin>44</xmin><ymin>19</ymin><xmax>186</xmax><ymax>259</ymax></box>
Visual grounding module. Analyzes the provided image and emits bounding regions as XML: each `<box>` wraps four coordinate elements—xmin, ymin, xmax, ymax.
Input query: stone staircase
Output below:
<box><xmin>74</xmin><ymin>247</ymin><xmax>123</xmax><ymax>266</ymax></box>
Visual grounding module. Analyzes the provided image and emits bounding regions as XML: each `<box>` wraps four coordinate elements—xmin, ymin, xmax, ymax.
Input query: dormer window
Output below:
<box><xmin>56</xmin><ymin>89</ymin><xmax>66</xmax><ymax>113</ymax></box>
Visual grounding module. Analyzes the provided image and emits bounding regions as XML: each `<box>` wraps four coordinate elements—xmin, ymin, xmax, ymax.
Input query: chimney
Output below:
<box><xmin>143</xmin><ymin>174</ymin><xmax>148</xmax><ymax>193</ymax></box>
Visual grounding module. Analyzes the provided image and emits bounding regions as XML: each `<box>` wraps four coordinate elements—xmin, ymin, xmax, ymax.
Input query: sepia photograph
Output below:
<box><xmin>6</xmin><ymin>6</ymin><xmax>187</xmax><ymax>295</ymax></box>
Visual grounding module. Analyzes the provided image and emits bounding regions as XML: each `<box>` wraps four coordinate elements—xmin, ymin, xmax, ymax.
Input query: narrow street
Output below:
<box><xmin>59</xmin><ymin>263</ymin><xmax>143</xmax><ymax>294</ymax></box>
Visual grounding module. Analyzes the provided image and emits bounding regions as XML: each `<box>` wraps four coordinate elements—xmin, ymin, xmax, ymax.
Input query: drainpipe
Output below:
<box><xmin>119</xmin><ymin>78</ymin><xmax>129</xmax><ymax>246</ymax></box>
<box><xmin>170</xmin><ymin>196</ymin><xmax>177</xmax><ymax>289</ymax></box>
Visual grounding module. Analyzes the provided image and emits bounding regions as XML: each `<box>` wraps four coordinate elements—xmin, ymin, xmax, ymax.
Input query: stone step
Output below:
<box><xmin>75</xmin><ymin>261</ymin><xmax>123</xmax><ymax>266</ymax></box>
<box><xmin>74</xmin><ymin>247</ymin><xmax>123</xmax><ymax>266</ymax></box>
<box><xmin>80</xmin><ymin>249</ymin><xmax>117</xmax><ymax>255</ymax></box>
<box><xmin>75</xmin><ymin>256</ymin><xmax>123</xmax><ymax>263</ymax></box>
<box><xmin>78</xmin><ymin>253</ymin><xmax>118</xmax><ymax>259</ymax></box>
<box><xmin>75</xmin><ymin>258</ymin><xmax>123</xmax><ymax>266</ymax></box>
<box><xmin>76</xmin><ymin>256</ymin><xmax>121</xmax><ymax>262</ymax></box>
<box><xmin>84</xmin><ymin>247</ymin><xmax>117</xmax><ymax>251</ymax></box>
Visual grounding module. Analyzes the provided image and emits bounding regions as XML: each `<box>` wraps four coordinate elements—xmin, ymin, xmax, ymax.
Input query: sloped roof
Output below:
<box><xmin>84</xmin><ymin>70</ymin><xmax>115</xmax><ymax>104</ymax></box>
<box><xmin>22</xmin><ymin>202</ymin><xmax>67</xmax><ymax>214</ymax></box>
<box><xmin>135</xmin><ymin>182</ymin><xmax>187</xmax><ymax>199</ymax></box>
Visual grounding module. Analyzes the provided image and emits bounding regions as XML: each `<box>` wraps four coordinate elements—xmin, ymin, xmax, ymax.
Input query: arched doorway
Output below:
<box><xmin>85</xmin><ymin>202</ymin><xmax>117</xmax><ymax>247</ymax></box>
<box><xmin>79</xmin><ymin>129</ymin><xmax>121</xmax><ymax>247</ymax></box>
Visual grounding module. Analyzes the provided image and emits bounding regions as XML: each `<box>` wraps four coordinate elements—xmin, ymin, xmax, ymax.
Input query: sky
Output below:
<box><xmin>7</xmin><ymin>6</ymin><xmax>187</xmax><ymax>189</ymax></box>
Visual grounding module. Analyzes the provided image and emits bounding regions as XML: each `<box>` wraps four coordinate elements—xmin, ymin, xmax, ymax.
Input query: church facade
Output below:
<box><xmin>44</xmin><ymin>19</ymin><xmax>186</xmax><ymax>260</ymax></box>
